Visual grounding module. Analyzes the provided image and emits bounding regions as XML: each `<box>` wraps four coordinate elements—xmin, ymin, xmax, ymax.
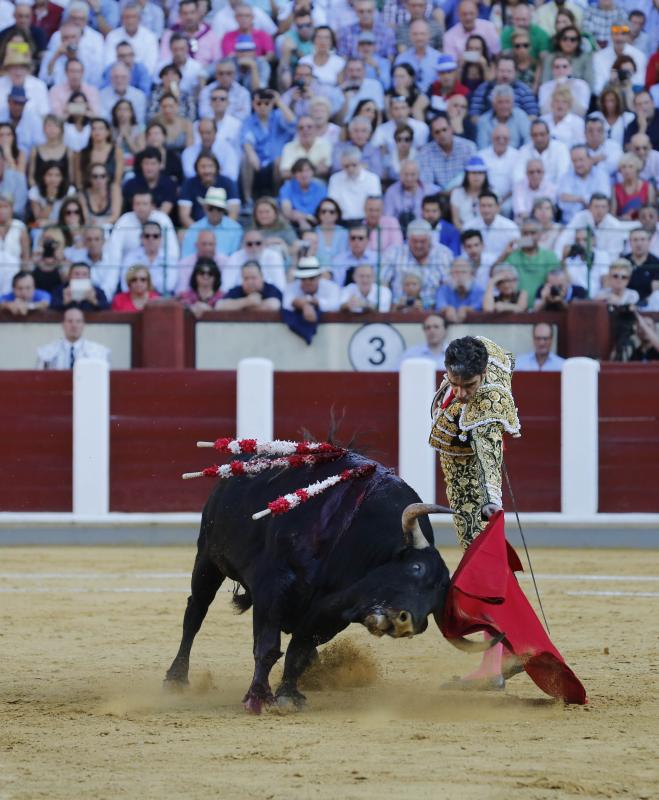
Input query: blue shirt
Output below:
<box><xmin>181</xmin><ymin>215</ymin><xmax>243</xmax><ymax>258</ymax></box>
<box><xmin>179</xmin><ymin>176</ymin><xmax>240</xmax><ymax>222</ymax></box>
<box><xmin>515</xmin><ymin>351</ymin><xmax>565</xmax><ymax>372</ymax></box>
<box><xmin>0</xmin><ymin>288</ymin><xmax>50</xmax><ymax>303</ymax></box>
<box><xmin>240</xmin><ymin>110</ymin><xmax>296</xmax><ymax>166</ymax></box>
<box><xmin>435</xmin><ymin>283</ymin><xmax>485</xmax><ymax>311</ymax></box>
<box><xmin>399</xmin><ymin>344</ymin><xmax>445</xmax><ymax>370</ymax></box>
<box><xmin>395</xmin><ymin>46</ymin><xmax>443</xmax><ymax>93</ymax></box>
<box><xmin>101</xmin><ymin>61</ymin><xmax>152</xmax><ymax>97</ymax></box>
<box><xmin>278</xmin><ymin>178</ymin><xmax>327</xmax><ymax>216</ymax></box>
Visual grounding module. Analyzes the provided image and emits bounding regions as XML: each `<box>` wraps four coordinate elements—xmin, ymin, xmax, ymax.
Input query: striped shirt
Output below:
<box><xmin>418</xmin><ymin>136</ymin><xmax>476</xmax><ymax>189</ymax></box>
<box><xmin>381</xmin><ymin>242</ymin><xmax>453</xmax><ymax>307</ymax></box>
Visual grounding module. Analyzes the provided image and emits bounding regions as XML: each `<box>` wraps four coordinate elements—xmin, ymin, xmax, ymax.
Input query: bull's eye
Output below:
<box><xmin>410</xmin><ymin>562</ymin><xmax>425</xmax><ymax>577</ymax></box>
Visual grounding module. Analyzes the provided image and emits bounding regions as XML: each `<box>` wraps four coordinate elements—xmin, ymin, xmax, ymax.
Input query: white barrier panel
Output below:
<box><xmin>237</xmin><ymin>358</ymin><xmax>274</xmax><ymax>440</ymax></box>
<box><xmin>73</xmin><ymin>358</ymin><xmax>109</xmax><ymax>516</ymax></box>
<box><xmin>561</xmin><ymin>357</ymin><xmax>600</xmax><ymax>516</ymax></box>
<box><xmin>399</xmin><ymin>358</ymin><xmax>436</xmax><ymax>502</ymax></box>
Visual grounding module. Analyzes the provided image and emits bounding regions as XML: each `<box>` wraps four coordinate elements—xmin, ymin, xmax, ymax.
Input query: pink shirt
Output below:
<box><xmin>367</xmin><ymin>215</ymin><xmax>404</xmax><ymax>252</ymax></box>
<box><xmin>221</xmin><ymin>29</ymin><xmax>275</xmax><ymax>58</ymax></box>
<box><xmin>48</xmin><ymin>82</ymin><xmax>102</xmax><ymax>118</ymax></box>
<box><xmin>111</xmin><ymin>290</ymin><xmax>159</xmax><ymax>312</ymax></box>
<box><xmin>442</xmin><ymin>20</ymin><xmax>501</xmax><ymax>61</ymax></box>
<box><xmin>159</xmin><ymin>25</ymin><xmax>221</xmax><ymax>68</ymax></box>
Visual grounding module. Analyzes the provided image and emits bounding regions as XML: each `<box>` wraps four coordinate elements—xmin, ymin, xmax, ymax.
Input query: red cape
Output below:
<box><xmin>438</xmin><ymin>512</ymin><xmax>587</xmax><ymax>704</ymax></box>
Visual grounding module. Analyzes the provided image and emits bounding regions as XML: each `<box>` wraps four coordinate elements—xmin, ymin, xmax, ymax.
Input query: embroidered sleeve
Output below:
<box><xmin>471</xmin><ymin>422</ymin><xmax>503</xmax><ymax>508</ymax></box>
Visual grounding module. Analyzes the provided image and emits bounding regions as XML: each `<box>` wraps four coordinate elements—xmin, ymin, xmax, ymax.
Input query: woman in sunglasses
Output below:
<box><xmin>177</xmin><ymin>257</ymin><xmax>223</xmax><ymax>319</ymax></box>
<box><xmin>314</xmin><ymin>197</ymin><xmax>348</xmax><ymax>266</ymax></box>
<box><xmin>79</xmin><ymin>162</ymin><xmax>122</xmax><ymax>226</ymax></box>
<box><xmin>111</xmin><ymin>264</ymin><xmax>159</xmax><ymax>312</ymax></box>
<box><xmin>540</xmin><ymin>23</ymin><xmax>593</xmax><ymax>86</ymax></box>
<box><xmin>382</xmin><ymin>123</ymin><xmax>417</xmax><ymax>182</ymax></box>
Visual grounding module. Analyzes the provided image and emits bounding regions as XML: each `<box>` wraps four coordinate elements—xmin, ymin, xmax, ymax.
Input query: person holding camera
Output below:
<box><xmin>532</xmin><ymin>267</ymin><xmax>587</xmax><ymax>311</ymax></box>
<box><xmin>50</xmin><ymin>260</ymin><xmax>109</xmax><ymax>311</ymax></box>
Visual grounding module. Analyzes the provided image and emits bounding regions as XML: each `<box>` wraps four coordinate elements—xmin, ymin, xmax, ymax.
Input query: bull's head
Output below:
<box><xmin>350</xmin><ymin>504</ymin><xmax>502</xmax><ymax>654</ymax></box>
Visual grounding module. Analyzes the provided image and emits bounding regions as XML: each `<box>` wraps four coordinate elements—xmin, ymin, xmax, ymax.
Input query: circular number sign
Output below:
<box><xmin>348</xmin><ymin>323</ymin><xmax>406</xmax><ymax>372</ymax></box>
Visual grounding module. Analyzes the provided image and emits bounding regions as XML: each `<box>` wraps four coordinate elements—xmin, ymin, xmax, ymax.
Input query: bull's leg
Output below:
<box><xmin>164</xmin><ymin>556</ymin><xmax>225</xmax><ymax>686</ymax></box>
<box><xmin>243</xmin><ymin>612</ymin><xmax>282</xmax><ymax>714</ymax></box>
<box><xmin>273</xmin><ymin>636</ymin><xmax>317</xmax><ymax>712</ymax></box>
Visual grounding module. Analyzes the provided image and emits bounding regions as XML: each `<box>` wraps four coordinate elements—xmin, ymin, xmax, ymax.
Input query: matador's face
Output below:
<box><xmin>446</xmin><ymin>371</ymin><xmax>486</xmax><ymax>403</ymax></box>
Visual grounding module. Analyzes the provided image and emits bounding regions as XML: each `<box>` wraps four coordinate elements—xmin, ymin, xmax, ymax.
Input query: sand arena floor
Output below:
<box><xmin>1</xmin><ymin>545</ymin><xmax>658</xmax><ymax>800</ymax></box>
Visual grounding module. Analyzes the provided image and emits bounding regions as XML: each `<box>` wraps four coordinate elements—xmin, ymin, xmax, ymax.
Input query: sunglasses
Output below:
<box><xmin>129</xmin><ymin>276</ymin><xmax>149</xmax><ymax>283</ymax></box>
<box><xmin>212</xmin><ymin>95</ymin><xmax>228</xmax><ymax>101</ymax></box>
<box><xmin>255</xmin><ymin>99</ymin><xmax>273</xmax><ymax>106</ymax></box>
<box><xmin>319</xmin><ymin>207</ymin><xmax>337</xmax><ymax>214</ymax></box>
<box><xmin>610</xmin><ymin>25</ymin><xmax>629</xmax><ymax>33</ymax></box>
<box><xmin>65</xmin><ymin>209</ymin><xmax>81</xmax><ymax>215</ymax></box>
<box><xmin>217</xmin><ymin>70</ymin><xmax>234</xmax><ymax>75</ymax></box>
<box><xmin>143</xmin><ymin>232</ymin><xmax>161</xmax><ymax>239</ymax></box>
<box><xmin>197</xmin><ymin>269</ymin><xmax>214</xmax><ymax>276</ymax></box>
<box><xmin>610</xmin><ymin>273</ymin><xmax>629</xmax><ymax>279</ymax></box>
<box><xmin>91</xmin><ymin>172</ymin><xmax>107</xmax><ymax>178</ymax></box>
<box><xmin>395</xmin><ymin>135</ymin><xmax>412</xmax><ymax>142</ymax></box>
<box><xmin>245</xmin><ymin>240</ymin><xmax>262</xmax><ymax>246</ymax></box>
<box><xmin>350</xmin><ymin>235</ymin><xmax>366</xmax><ymax>240</ymax></box>
<box><xmin>561</xmin><ymin>35</ymin><xmax>578</xmax><ymax>41</ymax></box>
<box><xmin>513</xmin><ymin>42</ymin><xmax>530</xmax><ymax>48</ymax></box>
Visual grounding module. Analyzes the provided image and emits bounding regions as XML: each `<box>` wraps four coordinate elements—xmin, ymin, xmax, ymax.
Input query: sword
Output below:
<box><xmin>503</xmin><ymin>460</ymin><xmax>551</xmax><ymax>634</ymax></box>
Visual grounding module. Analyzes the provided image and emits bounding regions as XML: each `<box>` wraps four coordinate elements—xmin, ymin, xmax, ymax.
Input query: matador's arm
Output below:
<box><xmin>471</xmin><ymin>423</ymin><xmax>504</xmax><ymax>511</ymax></box>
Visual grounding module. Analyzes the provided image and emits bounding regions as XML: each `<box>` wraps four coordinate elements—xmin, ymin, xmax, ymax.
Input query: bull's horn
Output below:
<box><xmin>401</xmin><ymin>503</ymin><xmax>454</xmax><ymax>549</ymax></box>
<box><xmin>445</xmin><ymin>632</ymin><xmax>505</xmax><ymax>653</ymax></box>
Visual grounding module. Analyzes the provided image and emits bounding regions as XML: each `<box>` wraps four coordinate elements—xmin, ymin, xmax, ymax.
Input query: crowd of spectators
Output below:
<box><xmin>0</xmin><ymin>0</ymin><xmax>657</xmax><ymax>359</ymax></box>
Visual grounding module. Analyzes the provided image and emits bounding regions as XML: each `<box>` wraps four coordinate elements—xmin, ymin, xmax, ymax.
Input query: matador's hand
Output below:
<box><xmin>482</xmin><ymin>503</ymin><xmax>502</xmax><ymax>520</ymax></box>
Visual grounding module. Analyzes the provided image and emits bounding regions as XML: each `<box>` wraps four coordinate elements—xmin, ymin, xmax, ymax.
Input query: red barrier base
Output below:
<box><xmin>439</xmin><ymin>511</ymin><xmax>587</xmax><ymax>705</ymax></box>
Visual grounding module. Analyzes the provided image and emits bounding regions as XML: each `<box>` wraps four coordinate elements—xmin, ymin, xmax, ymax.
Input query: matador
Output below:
<box><xmin>429</xmin><ymin>335</ymin><xmax>521</xmax><ymax>551</ymax></box>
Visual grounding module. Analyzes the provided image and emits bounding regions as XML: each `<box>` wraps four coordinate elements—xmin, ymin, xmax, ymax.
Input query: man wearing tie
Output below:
<box><xmin>36</xmin><ymin>308</ymin><xmax>110</xmax><ymax>369</ymax></box>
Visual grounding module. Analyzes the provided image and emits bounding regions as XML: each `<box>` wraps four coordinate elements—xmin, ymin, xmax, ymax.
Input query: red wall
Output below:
<box><xmin>110</xmin><ymin>371</ymin><xmax>236</xmax><ymax>511</ymax></box>
<box><xmin>1</xmin><ymin>372</ymin><xmax>72</xmax><ymax>511</ymax></box>
<box><xmin>599</xmin><ymin>364</ymin><xmax>659</xmax><ymax>512</ymax></box>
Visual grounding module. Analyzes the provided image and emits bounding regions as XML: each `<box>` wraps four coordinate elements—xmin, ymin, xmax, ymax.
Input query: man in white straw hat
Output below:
<box><xmin>283</xmin><ymin>255</ymin><xmax>340</xmax><ymax>322</ymax></box>
<box><xmin>181</xmin><ymin>186</ymin><xmax>243</xmax><ymax>259</ymax></box>
<box><xmin>0</xmin><ymin>40</ymin><xmax>49</xmax><ymax>117</ymax></box>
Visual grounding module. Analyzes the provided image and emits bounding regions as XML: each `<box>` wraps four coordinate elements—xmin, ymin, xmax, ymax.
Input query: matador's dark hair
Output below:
<box><xmin>445</xmin><ymin>336</ymin><xmax>488</xmax><ymax>378</ymax></box>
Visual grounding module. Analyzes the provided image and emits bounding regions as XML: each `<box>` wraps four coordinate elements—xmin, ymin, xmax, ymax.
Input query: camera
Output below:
<box><xmin>616</xmin><ymin>68</ymin><xmax>631</xmax><ymax>82</ymax></box>
<box><xmin>568</xmin><ymin>243</ymin><xmax>585</xmax><ymax>258</ymax></box>
<box><xmin>42</xmin><ymin>239</ymin><xmax>57</xmax><ymax>259</ymax></box>
<box><xmin>298</xmin><ymin>240</ymin><xmax>311</xmax><ymax>254</ymax></box>
<box><xmin>66</xmin><ymin>43</ymin><xmax>77</xmax><ymax>54</ymax></box>
<box><xmin>549</xmin><ymin>285</ymin><xmax>562</xmax><ymax>297</ymax></box>
<box><xmin>293</xmin><ymin>80</ymin><xmax>306</xmax><ymax>91</ymax></box>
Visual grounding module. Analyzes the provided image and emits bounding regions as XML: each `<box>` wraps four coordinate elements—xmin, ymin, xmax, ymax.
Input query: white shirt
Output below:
<box><xmin>462</xmin><ymin>213</ymin><xmax>520</xmax><ymax>259</ymax></box>
<box><xmin>104</xmin><ymin>26</ymin><xmax>159</xmax><ymax>75</ymax></box>
<box><xmin>592</xmin><ymin>43</ymin><xmax>647</xmax><ymax>95</ymax></box>
<box><xmin>0</xmin><ymin>75</ymin><xmax>50</xmax><ymax>118</ymax></box>
<box><xmin>108</xmin><ymin>210</ymin><xmax>180</xmax><ymax>273</ymax></box>
<box><xmin>540</xmin><ymin>112</ymin><xmax>585</xmax><ymax>148</ymax></box>
<box><xmin>328</xmin><ymin>168</ymin><xmax>382</xmax><ymax>220</ymax></box>
<box><xmin>283</xmin><ymin>277</ymin><xmax>341</xmax><ymax>312</ymax></box>
<box><xmin>224</xmin><ymin>247</ymin><xmax>286</xmax><ymax>292</ymax></box>
<box><xmin>121</xmin><ymin>246</ymin><xmax>178</xmax><ymax>294</ymax></box>
<box><xmin>644</xmin><ymin>291</ymin><xmax>659</xmax><ymax>311</ymax></box>
<box><xmin>555</xmin><ymin>210</ymin><xmax>629</xmax><ymax>261</ymax></box>
<box><xmin>198</xmin><ymin>80</ymin><xmax>251</xmax><ymax>121</ymax></box>
<box><xmin>398</xmin><ymin>344</ymin><xmax>445</xmax><ymax>370</ymax></box>
<box><xmin>185</xmin><ymin>115</ymin><xmax>242</xmax><ymax>181</ymax></box>
<box><xmin>339</xmin><ymin>282</ymin><xmax>392</xmax><ymax>312</ymax></box>
<box><xmin>512</xmin><ymin>177</ymin><xmax>558</xmax><ymax>219</ymax></box>
<box><xmin>539</xmin><ymin>78</ymin><xmax>591</xmax><ymax>116</ymax></box>
<box><xmin>515</xmin><ymin>351</ymin><xmax>565</xmax><ymax>371</ymax></box>
<box><xmin>371</xmin><ymin>118</ymin><xmax>429</xmax><ymax>149</ymax></box>
<box><xmin>100</xmin><ymin>86</ymin><xmax>147</xmax><ymax>125</ymax></box>
<box><xmin>42</xmin><ymin>27</ymin><xmax>104</xmax><ymax>87</ymax></box>
<box><xmin>299</xmin><ymin>53</ymin><xmax>346</xmax><ymax>87</ymax></box>
<box><xmin>154</xmin><ymin>56</ymin><xmax>204</xmax><ymax>95</ymax></box>
<box><xmin>564</xmin><ymin>249</ymin><xmax>611</xmax><ymax>297</ymax></box>
<box><xmin>36</xmin><ymin>338</ymin><xmax>110</xmax><ymax>370</ymax></box>
<box><xmin>514</xmin><ymin>139</ymin><xmax>571</xmax><ymax>185</ymax></box>
<box><xmin>588</xmin><ymin>140</ymin><xmax>623</xmax><ymax>178</ymax></box>
<box><xmin>478</xmin><ymin>145</ymin><xmax>519</xmax><ymax>202</ymax></box>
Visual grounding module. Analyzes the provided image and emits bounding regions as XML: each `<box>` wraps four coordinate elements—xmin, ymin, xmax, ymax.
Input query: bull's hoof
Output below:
<box><xmin>163</xmin><ymin>673</ymin><xmax>189</xmax><ymax>691</ymax></box>
<box><xmin>441</xmin><ymin>674</ymin><xmax>505</xmax><ymax>692</ymax></box>
<box><xmin>243</xmin><ymin>689</ymin><xmax>274</xmax><ymax>715</ymax></box>
<box><xmin>502</xmin><ymin>656</ymin><xmax>525</xmax><ymax>680</ymax></box>
<box><xmin>272</xmin><ymin>689</ymin><xmax>306</xmax><ymax>714</ymax></box>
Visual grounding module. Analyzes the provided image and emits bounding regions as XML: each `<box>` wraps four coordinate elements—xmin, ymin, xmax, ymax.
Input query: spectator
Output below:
<box><xmin>142</xmin><ymin>120</ymin><xmax>183</xmax><ymax>187</ymax></box>
<box><xmin>0</xmin><ymin>270</ymin><xmax>50</xmax><ymax>315</ymax></box>
<box><xmin>386</xmin><ymin>62</ymin><xmax>428</xmax><ymax>120</ymax></box>
<box><xmin>515</xmin><ymin>322</ymin><xmax>565</xmax><ymax>371</ymax></box>
<box><xmin>298</xmin><ymin>26</ymin><xmax>346</xmax><ymax>89</ymax></box>
<box><xmin>215</xmin><ymin>260</ymin><xmax>282</xmax><ymax>312</ymax></box>
<box><xmin>280</xmin><ymin>115</ymin><xmax>331</xmax><ymax>180</ymax></box>
<box><xmin>449</xmin><ymin>154</ymin><xmax>490</xmax><ymax>230</ymax></box>
<box><xmin>623</xmin><ymin>312</ymin><xmax>659</xmax><ymax>361</ymax></box>
<box><xmin>0</xmin><ymin>4</ymin><xmax>47</xmax><ymax>67</ymax></box>
<box><xmin>501</xmin><ymin>3</ymin><xmax>551</xmax><ymax>62</ymax></box>
<box><xmin>371</xmin><ymin>95</ymin><xmax>428</xmax><ymax>151</ymax></box>
<box><xmin>593</xmin><ymin>21</ymin><xmax>647</xmax><ymax>95</ymax></box>
<box><xmin>338</xmin><ymin>0</ymin><xmax>395</xmax><ymax>60</ymax></box>
<box><xmin>183</xmin><ymin>116</ymin><xmax>240</xmax><ymax>184</ymax></box>
<box><xmin>478</xmin><ymin>124</ymin><xmax>518</xmax><ymax>215</ymax></box>
<box><xmin>121</xmin><ymin>220</ymin><xmax>177</xmax><ymax>295</ymax></box>
<box><xmin>39</xmin><ymin>18</ymin><xmax>103</xmax><ymax>89</ymax></box>
<box><xmin>331</xmin><ymin>222</ymin><xmax>377</xmax><ymax>287</ymax></box>
<box><xmin>159</xmin><ymin>0</ymin><xmax>220</xmax><ymax>69</ymax></box>
<box><xmin>31</xmin><ymin>0</ymin><xmax>63</xmax><ymax>45</ymax></box>
<box><xmin>108</xmin><ymin>191</ymin><xmax>179</xmax><ymax>271</ymax></box>
<box><xmin>513</xmin><ymin>159</ymin><xmax>557</xmax><ymax>222</ymax></box>
<box><xmin>612</xmin><ymin>153</ymin><xmax>656</xmax><ymax>221</ymax></box>
<box><xmin>533</xmin><ymin>267</ymin><xmax>587</xmax><ymax>311</ymax></box>
<box><xmin>557</xmin><ymin>145</ymin><xmax>611</xmax><ymax>225</ymax></box>
<box><xmin>221</xmin><ymin>4</ymin><xmax>275</xmax><ymax>60</ymax></box>
<box><xmin>103</xmin><ymin>3</ymin><xmax>158</xmax><ymax>77</ymax></box>
<box><xmin>540</xmin><ymin>85</ymin><xmax>585</xmax><ymax>147</ymax></box>
<box><xmin>468</xmin><ymin>53</ymin><xmax>539</xmax><ymax>120</ymax></box>
<box><xmin>198</xmin><ymin>59</ymin><xmax>251</xmax><ymax>122</ymax></box>
<box><xmin>392</xmin><ymin>271</ymin><xmax>424</xmax><ymax>311</ymax></box>
<box><xmin>384</xmin><ymin>159</ymin><xmax>439</xmax><ymax>229</ymax></box>
<box><xmin>332</xmin><ymin>114</ymin><xmax>383</xmax><ymax>176</ymax></box>
<box><xmin>223</xmin><ymin>230</ymin><xmax>286</xmax><ymax>293</ymax></box>
<box><xmin>50</xmin><ymin>260</ymin><xmax>109</xmax><ymax>311</ymax></box>
<box><xmin>100</xmin><ymin>62</ymin><xmax>147</xmax><ymax>127</ymax></box>
<box><xmin>36</xmin><ymin>307</ymin><xmax>110</xmax><ymax>369</ymax></box>
<box><xmin>280</xmin><ymin>61</ymin><xmax>342</xmax><ymax>121</ymax></box>
<box><xmin>435</xmin><ymin>257</ymin><xmax>484</xmax><ymax>322</ymax></box>
<box><xmin>76</xmin><ymin>225</ymin><xmax>117</xmax><ymax>299</ymax></box>
<box><xmin>421</xmin><ymin>193</ymin><xmax>461</xmax><ymax>256</ymax></box>
<box><xmin>122</xmin><ymin>146</ymin><xmax>177</xmax><ymax>217</ymax></box>
<box><xmin>460</xmin><ymin>227</ymin><xmax>496</xmax><ymax>290</ymax></box>
<box><xmin>638</xmin><ymin>205</ymin><xmax>659</xmax><ymax>253</ymax></box>
<box><xmin>355</xmin><ymin>30</ymin><xmax>393</xmax><ymax>91</ymax></box>
<box><xmin>538</xmin><ymin>55</ymin><xmax>591</xmax><ymax>116</ymax></box>
<box><xmin>363</xmin><ymin>194</ymin><xmax>403</xmax><ymax>253</ymax></box>
<box><xmin>515</xmin><ymin>119</ymin><xmax>570</xmax><ymax>188</ymax></box>
<box><xmin>443</xmin><ymin>0</ymin><xmax>500</xmax><ymax>62</ymax></box>
<box><xmin>176</xmin><ymin>257</ymin><xmax>224</xmax><ymax>319</ymax></box>
<box><xmin>0</xmin><ymin>148</ymin><xmax>27</xmax><ymax>220</ymax></box>
<box><xmin>463</xmin><ymin>191</ymin><xmax>520</xmax><ymax>261</ymax></box>
<box><xmin>62</xmin><ymin>92</ymin><xmax>93</xmax><ymax>155</ymax></box>
<box><xmin>398</xmin><ymin>313</ymin><xmax>448</xmax><ymax>370</ymax></box>
<box><xmin>0</xmin><ymin>121</ymin><xmax>27</xmax><ymax>174</ymax></box>
<box><xmin>103</xmin><ymin>39</ymin><xmax>152</xmax><ymax>98</ymax></box>
<box><xmin>179</xmin><ymin>154</ymin><xmax>241</xmax><ymax>227</ymax></box>
<box><xmin>279</xmin><ymin>158</ymin><xmax>327</xmax><ymax>231</ymax></box>
<box><xmin>310</xmin><ymin>96</ymin><xmax>342</xmax><ymax>148</ymax></box>
<box><xmin>32</xmin><ymin>226</ymin><xmax>67</xmax><ymax>294</ymax></box>
<box><xmin>583</xmin><ymin>113</ymin><xmax>622</xmax><ymax>182</ymax></box>
<box><xmin>240</xmin><ymin>88</ymin><xmax>296</xmax><ymax>210</ymax></box>
<box><xmin>598</xmin><ymin>86</ymin><xmax>634</xmax><ymax>147</ymax></box>
<box><xmin>28</xmin><ymin>115</ymin><xmax>73</xmax><ymax>192</ymax></box>
<box><xmin>629</xmin><ymin>133</ymin><xmax>659</xmax><ymax>187</ymax></box>
<box><xmin>339</xmin><ymin>263</ymin><xmax>392</xmax><ymax>312</ymax></box>
<box><xmin>28</xmin><ymin>161</ymin><xmax>75</xmax><ymax>227</ymax></box>
<box><xmin>395</xmin><ymin>0</ymin><xmax>445</xmax><ymax>54</ymax></box>
<box><xmin>475</xmin><ymin>84</ymin><xmax>530</xmax><ymax>150</ymax></box>
<box><xmin>394</xmin><ymin>20</ymin><xmax>442</xmax><ymax>93</ymax></box>
<box><xmin>46</xmin><ymin>57</ymin><xmax>101</xmax><ymax>120</ymax></box>
<box><xmin>111</xmin><ymin>262</ymin><xmax>158</xmax><ymax>311</ymax></box>
<box><xmin>540</xmin><ymin>24</ymin><xmax>594</xmax><ymax>87</ymax></box>
<box><xmin>0</xmin><ymin>192</ymin><xmax>29</xmax><ymax>291</ymax></box>
<box><xmin>429</xmin><ymin>54</ymin><xmax>470</xmax><ymax>112</ymax></box>
<box><xmin>501</xmin><ymin>218</ymin><xmax>561</xmax><ymax>307</ymax></box>
<box><xmin>561</xmin><ymin>227</ymin><xmax>612</xmax><ymax>297</ymax></box>
<box><xmin>277</xmin><ymin>10</ymin><xmax>316</xmax><ymax>87</ymax></box>
<box><xmin>624</xmin><ymin>227</ymin><xmax>659</xmax><ymax>301</ymax></box>
<box><xmin>327</xmin><ymin>147</ymin><xmax>381</xmax><ymax>223</ymax></box>
<box><xmin>315</xmin><ymin>198</ymin><xmax>349</xmax><ymax>267</ymax></box>
<box><xmin>382</xmin><ymin>218</ymin><xmax>452</xmax><ymax>307</ymax></box>
<box><xmin>418</xmin><ymin>112</ymin><xmax>476</xmax><ymax>189</ymax></box>
<box><xmin>282</xmin><ymin>255</ymin><xmax>340</xmax><ymax>342</ymax></box>
<box><xmin>152</xmin><ymin>92</ymin><xmax>194</xmax><ymax>155</ymax></box>
<box><xmin>339</xmin><ymin>57</ymin><xmax>385</xmax><ymax>120</ymax></box>
<box><xmin>482</xmin><ymin>264</ymin><xmax>528</xmax><ymax>313</ymax></box>
<box><xmin>555</xmin><ymin>193</ymin><xmax>628</xmax><ymax>259</ymax></box>
<box><xmin>79</xmin><ymin>160</ymin><xmax>122</xmax><ymax>227</ymax></box>
<box><xmin>74</xmin><ymin>117</ymin><xmax>124</xmax><ymax>190</ymax></box>
<box><xmin>0</xmin><ymin>85</ymin><xmax>44</xmax><ymax>153</ymax></box>
<box><xmin>595</xmin><ymin>258</ymin><xmax>640</xmax><ymax>306</ymax></box>
<box><xmin>181</xmin><ymin>187</ymin><xmax>243</xmax><ymax>260</ymax></box>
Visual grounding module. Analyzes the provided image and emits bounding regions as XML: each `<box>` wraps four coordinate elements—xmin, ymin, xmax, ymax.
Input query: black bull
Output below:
<box><xmin>165</xmin><ymin>453</ymin><xmax>495</xmax><ymax>713</ymax></box>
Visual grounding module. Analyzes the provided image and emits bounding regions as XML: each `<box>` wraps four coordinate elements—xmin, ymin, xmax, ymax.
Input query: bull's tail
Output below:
<box><xmin>231</xmin><ymin>583</ymin><xmax>253</xmax><ymax>614</ymax></box>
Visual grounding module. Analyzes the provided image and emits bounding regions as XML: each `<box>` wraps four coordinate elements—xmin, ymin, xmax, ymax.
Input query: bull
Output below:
<box><xmin>165</xmin><ymin>452</ymin><xmax>498</xmax><ymax>713</ymax></box>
